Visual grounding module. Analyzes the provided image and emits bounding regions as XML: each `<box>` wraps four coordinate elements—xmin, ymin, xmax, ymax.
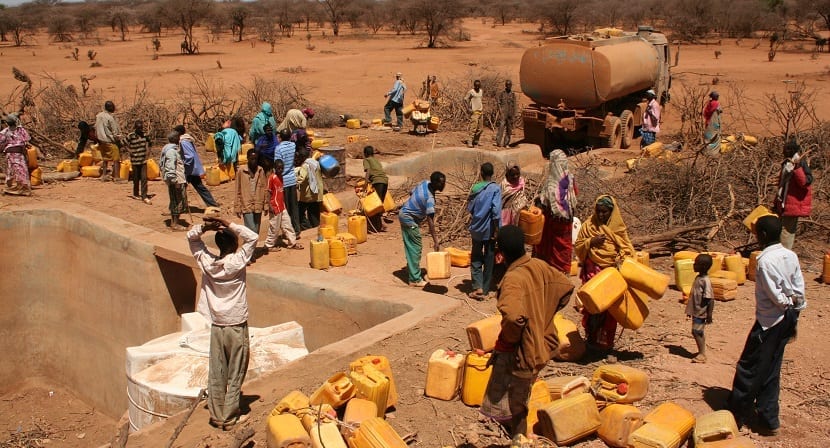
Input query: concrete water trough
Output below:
<box><xmin>0</xmin><ymin>203</ymin><xmax>456</xmax><ymax>425</ymax></box>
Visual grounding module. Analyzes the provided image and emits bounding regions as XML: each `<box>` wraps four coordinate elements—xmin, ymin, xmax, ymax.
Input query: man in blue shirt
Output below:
<box><xmin>275</xmin><ymin>129</ymin><xmax>301</xmax><ymax>236</ymax></box>
<box><xmin>399</xmin><ymin>171</ymin><xmax>445</xmax><ymax>287</ymax></box>
<box><xmin>175</xmin><ymin>125</ymin><xmax>218</xmax><ymax>207</ymax></box>
<box><xmin>467</xmin><ymin>162</ymin><xmax>502</xmax><ymax>300</ymax></box>
<box><xmin>383</xmin><ymin>72</ymin><xmax>406</xmax><ymax>130</ymax></box>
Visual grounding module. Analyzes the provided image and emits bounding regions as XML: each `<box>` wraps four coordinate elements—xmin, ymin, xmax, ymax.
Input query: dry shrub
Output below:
<box><xmin>430</xmin><ymin>68</ymin><xmax>524</xmax><ymax>132</ymax></box>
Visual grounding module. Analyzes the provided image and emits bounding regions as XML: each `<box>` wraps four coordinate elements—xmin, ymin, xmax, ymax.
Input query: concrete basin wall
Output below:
<box><xmin>0</xmin><ymin>204</ymin><xmax>455</xmax><ymax>421</ymax></box>
<box><xmin>0</xmin><ymin>209</ymin><xmax>182</xmax><ymax>418</ymax></box>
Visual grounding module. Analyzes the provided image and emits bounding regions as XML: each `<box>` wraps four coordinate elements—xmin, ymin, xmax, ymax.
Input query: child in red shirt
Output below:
<box><xmin>265</xmin><ymin>158</ymin><xmax>302</xmax><ymax>251</ymax></box>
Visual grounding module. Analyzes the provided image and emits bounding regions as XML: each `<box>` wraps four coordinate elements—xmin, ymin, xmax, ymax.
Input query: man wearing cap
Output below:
<box><xmin>640</xmin><ymin>89</ymin><xmax>660</xmax><ymax>148</ymax></box>
<box><xmin>277</xmin><ymin>108</ymin><xmax>314</xmax><ymax>133</ymax></box>
<box><xmin>383</xmin><ymin>72</ymin><xmax>406</xmax><ymax>131</ymax></box>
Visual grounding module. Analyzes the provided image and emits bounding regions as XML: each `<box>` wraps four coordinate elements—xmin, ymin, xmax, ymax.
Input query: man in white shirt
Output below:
<box><xmin>464</xmin><ymin>79</ymin><xmax>484</xmax><ymax>148</ymax></box>
<box><xmin>727</xmin><ymin>215</ymin><xmax>805</xmax><ymax>436</ymax></box>
<box><xmin>187</xmin><ymin>216</ymin><xmax>258</xmax><ymax>430</ymax></box>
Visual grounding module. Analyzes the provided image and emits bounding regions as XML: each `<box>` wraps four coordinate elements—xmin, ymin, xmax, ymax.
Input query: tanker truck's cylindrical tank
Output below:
<box><xmin>520</xmin><ymin>37</ymin><xmax>660</xmax><ymax>109</ymax></box>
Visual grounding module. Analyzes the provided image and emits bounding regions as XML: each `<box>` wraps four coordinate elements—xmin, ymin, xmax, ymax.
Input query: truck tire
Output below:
<box><xmin>604</xmin><ymin>117</ymin><xmax>622</xmax><ymax>149</ymax></box>
<box><xmin>620</xmin><ymin>110</ymin><xmax>634</xmax><ymax>149</ymax></box>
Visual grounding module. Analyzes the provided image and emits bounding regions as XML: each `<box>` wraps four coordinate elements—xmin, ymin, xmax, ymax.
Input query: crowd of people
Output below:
<box><xmin>0</xmin><ymin>89</ymin><xmax>815</xmax><ymax>441</ymax></box>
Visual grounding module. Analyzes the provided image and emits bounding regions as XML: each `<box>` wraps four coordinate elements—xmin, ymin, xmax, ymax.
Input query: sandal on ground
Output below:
<box><xmin>289</xmin><ymin>243</ymin><xmax>304</xmax><ymax>250</ymax></box>
<box><xmin>467</xmin><ymin>290</ymin><xmax>485</xmax><ymax>300</ymax></box>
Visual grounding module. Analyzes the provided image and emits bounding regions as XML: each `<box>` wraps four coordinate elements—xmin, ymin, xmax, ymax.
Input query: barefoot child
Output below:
<box><xmin>686</xmin><ymin>253</ymin><xmax>714</xmax><ymax>363</ymax></box>
<box><xmin>234</xmin><ymin>148</ymin><xmax>268</xmax><ymax>234</ymax></box>
<box><xmin>265</xmin><ymin>158</ymin><xmax>303</xmax><ymax>251</ymax></box>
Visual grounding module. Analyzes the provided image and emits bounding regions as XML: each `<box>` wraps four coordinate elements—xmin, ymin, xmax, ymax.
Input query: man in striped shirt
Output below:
<box><xmin>399</xmin><ymin>171</ymin><xmax>445</xmax><ymax>287</ymax></box>
<box><xmin>125</xmin><ymin>120</ymin><xmax>151</xmax><ymax>204</ymax></box>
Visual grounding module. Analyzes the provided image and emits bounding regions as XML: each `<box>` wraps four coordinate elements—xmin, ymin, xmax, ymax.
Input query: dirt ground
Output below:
<box><xmin>1</xmin><ymin>19</ymin><xmax>829</xmax><ymax>448</ymax></box>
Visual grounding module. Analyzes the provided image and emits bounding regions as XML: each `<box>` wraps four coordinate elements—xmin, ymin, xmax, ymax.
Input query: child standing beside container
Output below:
<box><xmin>126</xmin><ymin>120</ymin><xmax>152</xmax><ymax>205</ymax></box>
<box><xmin>265</xmin><ymin>158</ymin><xmax>303</xmax><ymax>251</ymax></box>
<box><xmin>686</xmin><ymin>253</ymin><xmax>714</xmax><ymax>363</ymax></box>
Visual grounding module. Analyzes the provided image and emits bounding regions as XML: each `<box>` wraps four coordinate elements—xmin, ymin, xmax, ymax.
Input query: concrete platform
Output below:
<box><xmin>0</xmin><ymin>202</ymin><xmax>457</xmax><ymax>420</ymax></box>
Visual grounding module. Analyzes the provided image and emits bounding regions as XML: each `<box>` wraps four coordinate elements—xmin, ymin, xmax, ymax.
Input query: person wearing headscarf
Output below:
<box><xmin>532</xmin><ymin>150</ymin><xmax>577</xmax><ymax>274</ymax></box>
<box><xmin>702</xmin><ymin>91</ymin><xmax>723</xmax><ymax>155</ymax></box>
<box><xmin>0</xmin><ymin>113</ymin><xmax>32</xmax><ymax>196</ymax></box>
<box><xmin>249</xmin><ymin>102</ymin><xmax>277</xmax><ymax>143</ymax></box>
<box><xmin>574</xmin><ymin>195</ymin><xmax>635</xmax><ymax>349</ymax></box>
<box><xmin>500</xmin><ymin>164</ymin><xmax>526</xmax><ymax>227</ymax></box>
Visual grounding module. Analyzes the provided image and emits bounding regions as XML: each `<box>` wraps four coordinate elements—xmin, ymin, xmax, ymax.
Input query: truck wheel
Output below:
<box><xmin>604</xmin><ymin>117</ymin><xmax>622</xmax><ymax>149</ymax></box>
<box><xmin>620</xmin><ymin>110</ymin><xmax>634</xmax><ymax>149</ymax></box>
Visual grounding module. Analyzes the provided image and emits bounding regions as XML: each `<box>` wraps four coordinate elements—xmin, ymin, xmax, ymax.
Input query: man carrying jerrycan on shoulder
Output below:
<box><xmin>480</xmin><ymin>225</ymin><xmax>574</xmax><ymax>439</ymax></box>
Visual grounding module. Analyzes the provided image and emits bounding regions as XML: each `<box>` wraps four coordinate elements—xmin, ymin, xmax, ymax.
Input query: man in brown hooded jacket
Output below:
<box><xmin>480</xmin><ymin>225</ymin><xmax>574</xmax><ymax>437</ymax></box>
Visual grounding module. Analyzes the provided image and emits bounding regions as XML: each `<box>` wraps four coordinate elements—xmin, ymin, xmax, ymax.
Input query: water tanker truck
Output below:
<box><xmin>520</xmin><ymin>26</ymin><xmax>671</xmax><ymax>157</ymax></box>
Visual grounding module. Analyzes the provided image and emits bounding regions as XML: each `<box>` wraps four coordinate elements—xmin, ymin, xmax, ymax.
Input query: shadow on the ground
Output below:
<box><xmin>240</xmin><ymin>394</ymin><xmax>261</xmax><ymax>414</ymax></box>
<box><xmin>702</xmin><ymin>386</ymin><xmax>731</xmax><ymax>411</ymax></box>
<box><xmin>666</xmin><ymin>344</ymin><xmax>695</xmax><ymax>359</ymax></box>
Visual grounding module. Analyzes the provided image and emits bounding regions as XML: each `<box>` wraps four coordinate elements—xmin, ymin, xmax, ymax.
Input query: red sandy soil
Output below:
<box><xmin>1</xmin><ymin>19</ymin><xmax>829</xmax><ymax>448</ymax></box>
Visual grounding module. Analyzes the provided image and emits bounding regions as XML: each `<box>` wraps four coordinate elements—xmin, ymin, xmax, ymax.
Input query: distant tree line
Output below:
<box><xmin>0</xmin><ymin>0</ymin><xmax>829</xmax><ymax>49</ymax></box>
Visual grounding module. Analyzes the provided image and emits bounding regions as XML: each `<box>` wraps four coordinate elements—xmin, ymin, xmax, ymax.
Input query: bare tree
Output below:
<box><xmin>362</xmin><ymin>0</ymin><xmax>388</xmax><ymax>34</ymax></box>
<box><xmin>484</xmin><ymin>0</ymin><xmax>519</xmax><ymax>26</ymax></box>
<box><xmin>297</xmin><ymin>0</ymin><xmax>320</xmax><ymax>32</ymax></box>
<box><xmin>47</xmin><ymin>13</ymin><xmax>74</xmax><ymax>42</ymax></box>
<box><xmin>256</xmin><ymin>15</ymin><xmax>279</xmax><ymax>52</ymax></box>
<box><xmin>109</xmin><ymin>7</ymin><xmax>133</xmax><ymax>41</ymax></box>
<box><xmin>137</xmin><ymin>3</ymin><xmax>164</xmax><ymax>36</ymax></box>
<box><xmin>164</xmin><ymin>0</ymin><xmax>213</xmax><ymax>54</ymax></box>
<box><xmin>319</xmin><ymin>0</ymin><xmax>353</xmax><ymax>36</ymax></box>
<box><xmin>537</xmin><ymin>0</ymin><xmax>581</xmax><ymax>36</ymax></box>
<box><xmin>411</xmin><ymin>0</ymin><xmax>462</xmax><ymax>48</ymax></box>
<box><xmin>75</xmin><ymin>6</ymin><xmax>100</xmax><ymax>38</ymax></box>
<box><xmin>274</xmin><ymin>0</ymin><xmax>299</xmax><ymax>37</ymax></box>
<box><xmin>231</xmin><ymin>4</ymin><xmax>249</xmax><ymax>42</ymax></box>
<box><xmin>2</xmin><ymin>11</ymin><xmax>33</xmax><ymax>46</ymax></box>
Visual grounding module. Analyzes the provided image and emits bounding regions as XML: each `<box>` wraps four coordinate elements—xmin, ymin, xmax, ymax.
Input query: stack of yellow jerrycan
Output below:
<box><xmin>320</xmin><ymin>211</ymin><xmax>339</xmax><ymax>230</ymax></box>
<box><xmin>446</xmin><ymin>247</ymin><xmax>471</xmax><ymax>267</ymax></box>
<box><xmin>348</xmin><ymin>215</ymin><xmax>367</xmax><ymax>243</ymax></box>
<box><xmin>546</xmin><ymin>375</ymin><xmax>590</xmax><ymax>400</ymax></box>
<box><xmin>723</xmin><ymin>254</ymin><xmax>746</xmax><ymax>285</ymax></box>
<box><xmin>347</xmin><ymin>417</ymin><xmax>408</xmax><ymax>448</ymax></box>
<box><xmin>426</xmin><ymin>251</ymin><xmax>450</xmax><ymax>280</ymax></box>
<box><xmin>743</xmin><ymin>205</ymin><xmax>776</xmax><ymax>233</ymax></box>
<box><xmin>424</xmin><ymin>349</ymin><xmax>464</xmax><ymax>400</ymax></box>
<box><xmin>329</xmin><ymin>238</ymin><xmax>348</xmax><ymax>267</ymax></box>
<box><xmin>310</xmin><ymin>239</ymin><xmax>329</xmax><ymax>269</ymax></box>
<box><xmin>309</xmin><ymin>372</ymin><xmax>355</xmax><ymax>408</ymax></box>
<box><xmin>322</xmin><ymin>193</ymin><xmax>342</xmax><ymax>214</ymax></box>
<box><xmin>618</xmin><ymin>258</ymin><xmax>669</xmax><ymax>299</ymax></box>
<box><xmin>525</xmin><ymin>380</ymin><xmax>552</xmax><ymax>436</ymax></box>
<box><xmin>465</xmin><ymin>315</ymin><xmax>501</xmax><ymax>352</ymax></box>
<box><xmin>265</xmin><ymin>413</ymin><xmax>310</xmax><ymax>448</ymax></box>
<box><xmin>349</xmin><ymin>355</ymin><xmax>397</xmax><ymax>408</ymax></box>
<box><xmin>536</xmin><ymin>393</ymin><xmax>601</xmax><ymax>445</ymax></box>
<box><xmin>336</xmin><ymin>232</ymin><xmax>358</xmax><ymax>255</ymax></box>
<box><xmin>551</xmin><ymin>313</ymin><xmax>586</xmax><ymax>361</ymax></box>
<box><xmin>577</xmin><ymin>267</ymin><xmax>627</xmax><ymax>314</ymax></box>
<box><xmin>361</xmin><ymin>191</ymin><xmax>384</xmax><ymax>217</ymax></box>
<box><xmin>342</xmin><ymin>398</ymin><xmax>377</xmax><ymax>439</ymax></box>
<box><xmin>591</xmin><ymin>364</ymin><xmax>649</xmax><ymax>404</ymax></box>
<box><xmin>461</xmin><ymin>350</ymin><xmax>491</xmax><ymax>406</ymax></box>
<box><xmin>597</xmin><ymin>404</ymin><xmax>644</xmax><ymax>448</ymax></box>
<box><xmin>349</xmin><ymin>363</ymin><xmax>389</xmax><ymax>417</ymax></box>
<box><xmin>29</xmin><ymin>167</ymin><xmax>42</xmax><ymax>186</ymax></box>
<box><xmin>518</xmin><ymin>206</ymin><xmax>544</xmax><ymax>245</ymax></box>
<box><xmin>693</xmin><ymin>410</ymin><xmax>740</xmax><ymax>446</ymax></box>
<box><xmin>629</xmin><ymin>401</ymin><xmax>695</xmax><ymax>448</ymax></box>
